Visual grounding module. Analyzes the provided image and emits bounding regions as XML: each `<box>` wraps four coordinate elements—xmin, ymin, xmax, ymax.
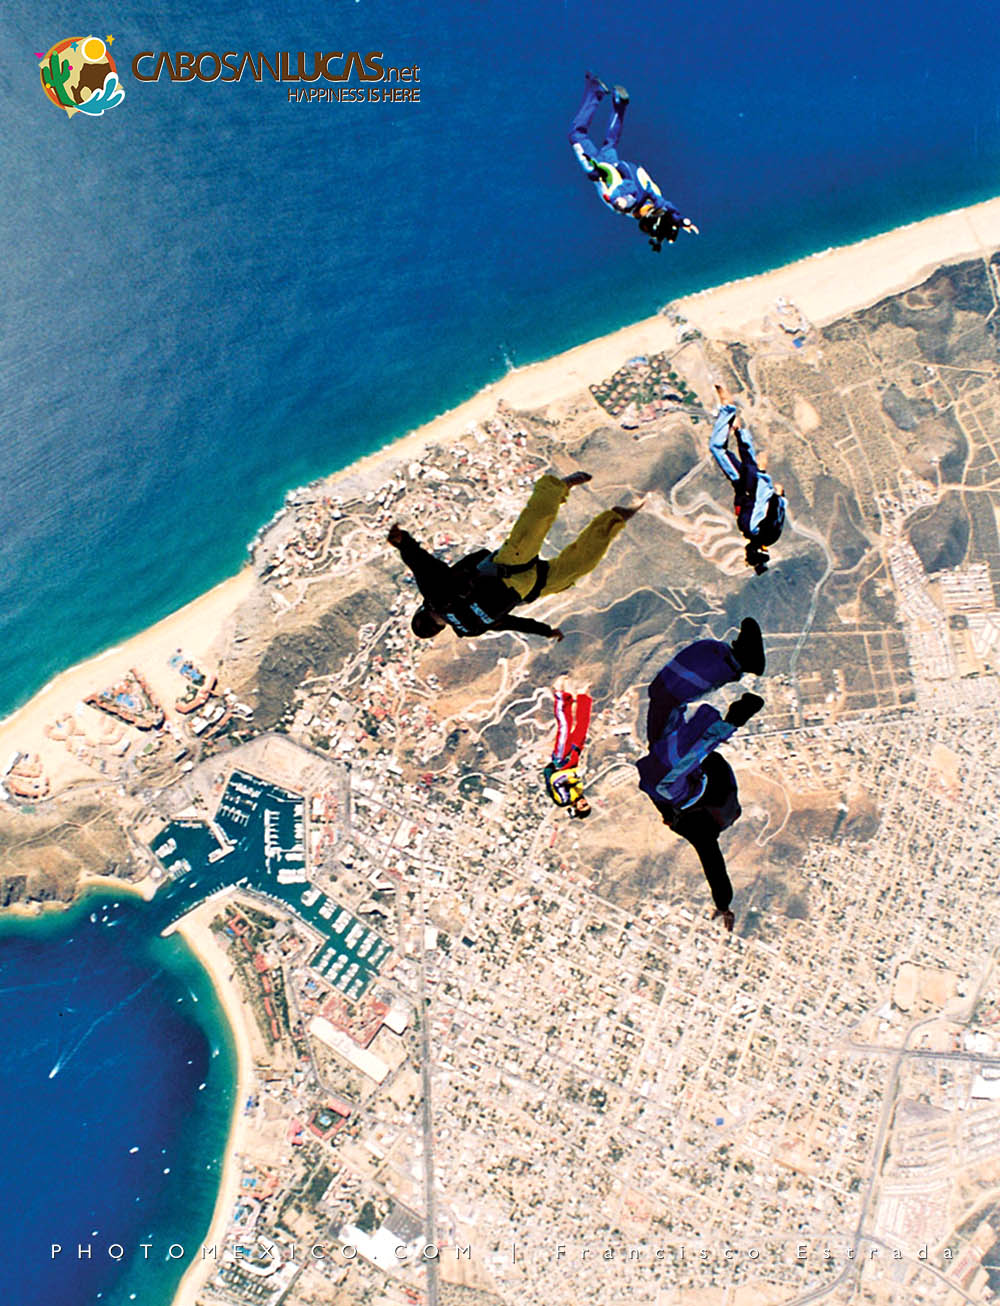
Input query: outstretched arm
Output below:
<box><xmin>388</xmin><ymin>526</ymin><xmax>452</xmax><ymax>599</ymax></box>
<box><xmin>492</xmin><ymin>613</ymin><xmax>563</xmax><ymax>640</ymax></box>
<box><xmin>571</xmin><ymin>141</ymin><xmax>601</xmax><ymax>180</ymax></box>
<box><xmin>672</xmin><ymin>811</ymin><xmax>734</xmax><ymax>914</ymax></box>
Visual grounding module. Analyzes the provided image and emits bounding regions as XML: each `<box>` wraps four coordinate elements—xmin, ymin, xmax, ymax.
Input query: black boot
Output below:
<box><xmin>613</xmin><ymin>84</ymin><xmax>630</xmax><ymax>106</ymax></box>
<box><xmin>724</xmin><ymin>692</ymin><xmax>764</xmax><ymax>728</ymax></box>
<box><xmin>731</xmin><ymin>617</ymin><xmax>765</xmax><ymax>676</ymax></box>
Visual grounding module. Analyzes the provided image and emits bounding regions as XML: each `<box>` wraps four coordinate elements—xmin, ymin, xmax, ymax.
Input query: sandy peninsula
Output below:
<box><xmin>167</xmin><ymin>896</ymin><xmax>256</xmax><ymax>1306</ymax></box>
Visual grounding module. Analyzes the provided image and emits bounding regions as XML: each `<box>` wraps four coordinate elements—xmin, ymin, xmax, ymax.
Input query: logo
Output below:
<box><xmin>38</xmin><ymin>35</ymin><xmax>125</xmax><ymax>117</ymax></box>
<box><xmin>131</xmin><ymin>50</ymin><xmax>403</xmax><ymax>84</ymax></box>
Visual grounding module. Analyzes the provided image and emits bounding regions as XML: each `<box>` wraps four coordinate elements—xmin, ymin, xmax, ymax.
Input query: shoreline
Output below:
<box><xmin>323</xmin><ymin>193</ymin><xmax>1000</xmax><ymax>491</ymax></box>
<box><xmin>0</xmin><ymin>567</ymin><xmax>256</xmax><ymax>795</ymax></box>
<box><xmin>167</xmin><ymin>895</ymin><xmax>255</xmax><ymax>1306</ymax></box>
<box><xmin>0</xmin><ymin>568</ymin><xmax>254</xmax><ymax>735</ymax></box>
<box><xmin>671</xmin><ymin>193</ymin><xmax>1000</xmax><ymax>337</ymax></box>
<box><xmin>0</xmin><ymin>882</ymin><xmax>252</xmax><ymax>1306</ymax></box>
<box><xmin>3</xmin><ymin>194</ymin><xmax>1000</xmax><ymax>758</ymax></box>
<box><xmin>0</xmin><ymin>875</ymin><xmax>153</xmax><ymax>924</ymax></box>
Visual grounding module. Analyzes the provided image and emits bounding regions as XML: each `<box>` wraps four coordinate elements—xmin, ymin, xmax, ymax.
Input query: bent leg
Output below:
<box><xmin>602</xmin><ymin>100</ymin><xmax>626</xmax><ymax>151</ymax></box>
<box><xmin>540</xmin><ymin>509</ymin><xmax>627</xmax><ymax>595</ymax></box>
<box><xmin>569</xmin><ymin>76</ymin><xmax>607</xmax><ymax>147</ymax></box>
<box><xmin>735</xmin><ymin>423</ymin><xmax>759</xmax><ymax>465</ymax></box>
<box><xmin>710</xmin><ymin>408</ymin><xmax>741</xmax><ymax>484</ymax></box>
<box><xmin>646</xmin><ymin>687</ymin><xmax>682</xmax><ymax>747</ymax></box>
<box><xmin>551</xmin><ymin>690</ymin><xmax>572</xmax><ymax>764</ymax></box>
<box><xmin>648</xmin><ymin>638</ymin><xmax>743</xmax><ymax>724</ymax></box>
<box><xmin>650</xmin><ymin>639</ymin><xmax>741</xmax><ymax>747</ymax></box>
<box><xmin>495</xmin><ymin>474</ymin><xmax>569</xmax><ymax>575</ymax></box>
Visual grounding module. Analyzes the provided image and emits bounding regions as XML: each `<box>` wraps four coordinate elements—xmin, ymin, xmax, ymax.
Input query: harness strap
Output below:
<box><xmin>522</xmin><ymin>558</ymin><xmax>550</xmax><ymax>605</ymax></box>
<box><xmin>491</xmin><ymin>552</ymin><xmax>539</xmax><ymax>577</ymax></box>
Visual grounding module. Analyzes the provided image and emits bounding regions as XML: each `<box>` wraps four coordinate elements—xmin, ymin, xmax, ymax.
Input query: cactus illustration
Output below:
<box><xmin>41</xmin><ymin>51</ymin><xmax>75</xmax><ymax>108</ymax></box>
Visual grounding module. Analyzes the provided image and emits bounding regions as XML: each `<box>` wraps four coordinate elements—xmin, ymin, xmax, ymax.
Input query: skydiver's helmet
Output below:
<box><xmin>411</xmin><ymin>605</ymin><xmax>446</xmax><ymax>639</ymax></box>
<box><xmin>639</xmin><ymin>207</ymin><xmax>682</xmax><ymax>252</ymax></box>
<box><xmin>745</xmin><ymin>542</ymin><xmax>771</xmax><ymax>574</ymax></box>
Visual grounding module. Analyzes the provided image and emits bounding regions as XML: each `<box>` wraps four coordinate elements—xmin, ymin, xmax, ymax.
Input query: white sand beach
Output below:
<box><xmin>0</xmin><ymin>569</ymin><xmax>255</xmax><ymax>795</ymax></box>
<box><xmin>167</xmin><ymin>898</ymin><xmax>255</xmax><ymax>1306</ymax></box>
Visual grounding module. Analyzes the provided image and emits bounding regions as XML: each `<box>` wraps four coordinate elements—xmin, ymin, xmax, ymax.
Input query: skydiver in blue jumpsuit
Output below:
<box><xmin>711</xmin><ymin>384</ymin><xmax>788</xmax><ymax>573</ymax></box>
<box><xmin>569</xmin><ymin>71</ymin><xmax>698</xmax><ymax>251</ymax></box>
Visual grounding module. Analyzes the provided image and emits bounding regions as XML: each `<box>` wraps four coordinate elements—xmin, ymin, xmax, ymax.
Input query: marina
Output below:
<box><xmin>151</xmin><ymin>770</ymin><xmax>390</xmax><ymax>1001</ymax></box>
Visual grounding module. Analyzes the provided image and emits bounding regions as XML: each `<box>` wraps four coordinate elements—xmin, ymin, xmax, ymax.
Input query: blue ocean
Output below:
<box><xmin>0</xmin><ymin>896</ymin><xmax>237</xmax><ymax>1306</ymax></box>
<box><xmin>2</xmin><ymin>1</ymin><xmax>1000</xmax><ymax>1303</ymax></box>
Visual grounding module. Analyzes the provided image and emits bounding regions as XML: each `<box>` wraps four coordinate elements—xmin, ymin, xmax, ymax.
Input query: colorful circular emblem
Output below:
<box><xmin>39</xmin><ymin>35</ymin><xmax>125</xmax><ymax>117</ymax></box>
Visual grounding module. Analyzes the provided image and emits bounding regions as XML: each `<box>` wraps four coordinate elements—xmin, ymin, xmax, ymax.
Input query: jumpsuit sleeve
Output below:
<box><xmin>491</xmin><ymin>613</ymin><xmax>558</xmax><ymax>638</ymax></box>
<box><xmin>636</xmin><ymin>170</ymin><xmax>682</xmax><ymax>224</ymax></box>
<box><xmin>394</xmin><ymin>530</ymin><xmax>452</xmax><ymax>600</ymax></box>
<box><xmin>651</xmin><ymin>706</ymin><xmax>736</xmax><ymax>791</ymax></box>
<box><xmin>552</xmin><ymin>775</ymin><xmax>571</xmax><ymax>806</ymax></box>
<box><xmin>684</xmin><ymin>818</ymin><xmax>734</xmax><ymax>912</ymax></box>
<box><xmin>653</xmin><ymin>201</ymin><xmax>685</xmax><ymax>238</ymax></box>
<box><xmin>635</xmin><ymin>165</ymin><xmax>662</xmax><ymax>197</ymax></box>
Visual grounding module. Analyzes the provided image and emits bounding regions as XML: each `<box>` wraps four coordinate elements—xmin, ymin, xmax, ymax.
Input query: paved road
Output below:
<box><xmin>417</xmin><ymin>859</ymin><xmax>440</xmax><ymax>1306</ymax></box>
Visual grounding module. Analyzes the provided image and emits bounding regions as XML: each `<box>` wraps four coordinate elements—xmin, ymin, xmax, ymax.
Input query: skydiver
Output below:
<box><xmin>710</xmin><ymin>384</ymin><xmax>787</xmax><ymax>573</ymax></box>
<box><xmin>569</xmin><ymin>70</ymin><xmax>698</xmax><ymax>252</ymax></box>
<box><xmin>544</xmin><ymin>681</ymin><xmax>593</xmax><ymax>818</ymax></box>
<box><xmin>637</xmin><ymin>619</ymin><xmax>766</xmax><ymax>932</ymax></box>
<box><xmin>388</xmin><ymin>472</ymin><xmax>642</xmax><ymax>642</ymax></box>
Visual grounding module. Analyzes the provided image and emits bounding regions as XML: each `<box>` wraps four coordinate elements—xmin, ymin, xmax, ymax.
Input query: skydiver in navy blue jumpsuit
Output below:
<box><xmin>637</xmin><ymin>620</ymin><xmax>766</xmax><ymax>931</ymax></box>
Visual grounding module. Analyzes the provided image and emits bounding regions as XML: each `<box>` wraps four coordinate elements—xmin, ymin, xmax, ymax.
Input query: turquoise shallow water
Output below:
<box><xmin>0</xmin><ymin>894</ymin><xmax>238</xmax><ymax>1306</ymax></box>
<box><xmin>3</xmin><ymin>0</ymin><xmax>1000</xmax><ymax>718</ymax></box>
